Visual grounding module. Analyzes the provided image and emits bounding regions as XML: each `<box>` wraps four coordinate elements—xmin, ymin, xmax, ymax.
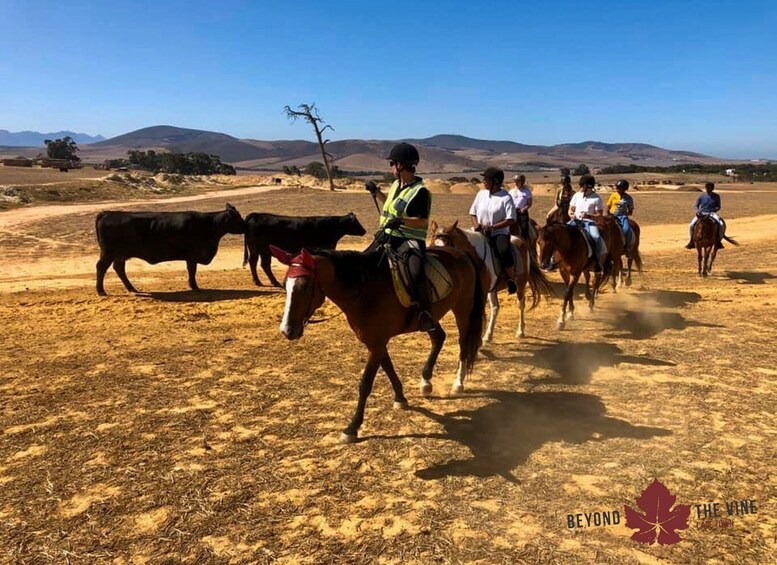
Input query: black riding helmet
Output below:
<box><xmin>579</xmin><ymin>174</ymin><xmax>596</xmax><ymax>188</ymax></box>
<box><xmin>481</xmin><ymin>167</ymin><xmax>505</xmax><ymax>184</ymax></box>
<box><xmin>615</xmin><ymin>179</ymin><xmax>629</xmax><ymax>190</ymax></box>
<box><xmin>387</xmin><ymin>142</ymin><xmax>420</xmax><ymax>167</ymax></box>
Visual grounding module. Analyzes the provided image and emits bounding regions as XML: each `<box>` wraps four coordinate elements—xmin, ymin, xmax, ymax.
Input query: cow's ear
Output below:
<box><xmin>226</xmin><ymin>203</ymin><xmax>235</xmax><ymax>211</ymax></box>
<box><xmin>270</xmin><ymin>245</ymin><xmax>293</xmax><ymax>265</ymax></box>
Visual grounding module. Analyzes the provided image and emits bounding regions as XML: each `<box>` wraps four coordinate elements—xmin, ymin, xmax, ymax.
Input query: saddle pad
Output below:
<box><xmin>577</xmin><ymin>227</ymin><xmax>594</xmax><ymax>259</ymax></box>
<box><xmin>389</xmin><ymin>255</ymin><xmax>453</xmax><ymax>309</ymax></box>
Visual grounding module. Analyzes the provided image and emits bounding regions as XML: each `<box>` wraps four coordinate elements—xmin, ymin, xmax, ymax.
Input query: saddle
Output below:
<box><xmin>571</xmin><ymin>221</ymin><xmax>595</xmax><ymax>259</ymax></box>
<box><xmin>387</xmin><ymin>249</ymin><xmax>453</xmax><ymax>308</ymax></box>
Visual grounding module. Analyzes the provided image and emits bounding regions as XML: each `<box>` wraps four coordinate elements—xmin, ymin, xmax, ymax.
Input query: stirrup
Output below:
<box><xmin>418</xmin><ymin>310</ymin><xmax>435</xmax><ymax>332</ymax></box>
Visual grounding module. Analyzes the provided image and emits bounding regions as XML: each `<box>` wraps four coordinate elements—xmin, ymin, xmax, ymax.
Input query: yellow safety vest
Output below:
<box><xmin>379</xmin><ymin>178</ymin><xmax>430</xmax><ymax>241</ymax></box>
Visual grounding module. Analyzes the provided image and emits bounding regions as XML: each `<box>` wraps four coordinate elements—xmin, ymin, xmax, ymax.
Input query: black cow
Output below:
<box><xmin>243</xmin><ymin>212</ymin><xmax>366</xmax><ymax>287</ymax></box>
<box><xmin>95</xmin><ymin>203</ymin><xmax>245</xmax><ymax>295</ymax></box>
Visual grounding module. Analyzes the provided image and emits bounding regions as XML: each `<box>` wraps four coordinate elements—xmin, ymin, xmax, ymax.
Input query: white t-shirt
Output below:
<box><xmin>569</xmin><ymin>191</ymin><xmax>603</xmax><ymax>220</ymax></box>
<box><xmin>509</xmin><ymin>186</ymin><xmax>533</xmax><ymax>211</ymax></box>
<box><xmin>469</xmin><ymin>189</ymin><xmax>516</xmax><ymax>235</ymax></box>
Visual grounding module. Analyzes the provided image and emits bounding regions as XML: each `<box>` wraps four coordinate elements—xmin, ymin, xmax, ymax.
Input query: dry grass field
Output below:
<box><xmin>1</xmin><ymin>182</ymin><xmax>775</xmax><ymax>563</ymax></box>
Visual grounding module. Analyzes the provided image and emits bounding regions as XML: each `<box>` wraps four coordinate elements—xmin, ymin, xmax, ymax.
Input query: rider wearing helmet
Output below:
<box><xmin>606</xmin><ymin>179</ymin><xmax>634</xmax><ymax>257</ymax></box>
<box><xmin>568</xmin><ymin>174</ymin><xmax>607</xmax><ymax>273</ymax></box>
<box><xmin>685</xmin><ymin>182</ymin><xmax>725</xmax><ymax>250</ymax></box>
<box><xmin>365</xmin><ymin>142</ymin><xmax>435</xmax><ymax>331</ymax></box>
<box><xmin>547</xmin><ymin>174</ymin><xmax>574</xmax><ymax>222</ymax></box>
<box><xmin>469</xmin><ymin>167</ymin><xmax>519</xmax><ymax>293</ymax></box>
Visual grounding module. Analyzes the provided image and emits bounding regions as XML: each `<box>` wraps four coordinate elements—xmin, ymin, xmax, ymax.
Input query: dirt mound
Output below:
<box><xmin>450</xmin><ymin>182</ymin><xmax>481</xmax><ymax>194</ymax></box>
<box><xmin>426</xmin><ymin>179</ymin><xmax>452</xmax><ymax>194</ymax></box>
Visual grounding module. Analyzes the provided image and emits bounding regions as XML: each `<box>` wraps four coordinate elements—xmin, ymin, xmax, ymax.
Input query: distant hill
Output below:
<box><xmin>0</xmin><ymin>130</ymin><xmax>105</xmax><ymax>146</ymax></box>
<box><xmin>30</xmin><ymin>125</ymin><xmax>732</xmax><ymax>171</ymax></box>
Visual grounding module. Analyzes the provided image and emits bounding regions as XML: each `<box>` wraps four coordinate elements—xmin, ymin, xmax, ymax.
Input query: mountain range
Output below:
<box><xmin>0</xmin><ymin>130</ymin><xmax>105</xmax><ymax>146</ymax></box>
<box><xmin>1</xmin><ymin>125</ymin><xmax>731</xmax><ymax>171</ymax></box>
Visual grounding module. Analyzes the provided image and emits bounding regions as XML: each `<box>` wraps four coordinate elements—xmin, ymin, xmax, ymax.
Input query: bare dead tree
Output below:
<box><xmin>283</xmin><ymin>103</ymin><xmax>336</xmax><ymax>191</ymax></box>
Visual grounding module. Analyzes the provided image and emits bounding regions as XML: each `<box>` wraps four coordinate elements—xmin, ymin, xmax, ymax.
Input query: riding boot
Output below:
<box><xmin>414</xmin><ymin>279</ymin><xmax>435</xmax><ymax>332</ymax></box>
<box><xmin>685</xmin><ymin>240</ymin><xmax>695</xmax><ymax>250</ymax></box>
<box><xmin>504</xmin><ymin>266</ymin><xmax>518</xmax><ymax>294</ymax></box>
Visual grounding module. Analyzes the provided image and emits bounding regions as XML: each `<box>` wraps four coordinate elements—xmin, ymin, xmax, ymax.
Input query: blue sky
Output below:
<box><xmin>1</xmin><ymin>0</ymin><xmax>776</xmax><ymax>158</ymax></box>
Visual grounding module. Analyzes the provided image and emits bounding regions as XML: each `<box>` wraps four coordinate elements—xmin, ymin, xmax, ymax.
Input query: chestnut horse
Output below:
<box><xmin>537</xmin><ymin>223</ymin><xmax>614</xmax><ymax>329</ymax></box>
<box><xmin>272</xmin><ymin>246</ymin><xmax>487</xmax><ymax>443</ymax></box>
<box><xmin>692</xmin><ymin>215</ymin><xmax>739</xmax><ymax>276</ymax></box>
<box><xmin>430</xmin><ymin>220</ymin><xmax>552</xmax><ymax>341</ymax></box>
<box><xmin>614</xmin><ymin>218</ymin><xmax>643</xmax><ymax>287</ymax></box>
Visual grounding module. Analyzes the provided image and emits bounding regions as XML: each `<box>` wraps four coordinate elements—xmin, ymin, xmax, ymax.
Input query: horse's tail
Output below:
<box><xmin>527</xmin><ymin>253</ymin><xmax>553</xmax><ymax>309</ymax></box>
<box><xmin>723</xmin><ymin>235</ymin><xmax>740</xmax><ymax>246</ymax></box>
<box><xmin>462</xmin><ymin>254</ymin><xmax>486</xmax><ymax>376</ymax></box>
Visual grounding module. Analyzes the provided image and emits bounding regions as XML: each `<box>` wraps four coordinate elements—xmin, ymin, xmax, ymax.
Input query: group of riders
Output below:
<box><xmin>364</xmin><ymin>142</ymin><xmax>729</xmax><ymax>330</ymax></box>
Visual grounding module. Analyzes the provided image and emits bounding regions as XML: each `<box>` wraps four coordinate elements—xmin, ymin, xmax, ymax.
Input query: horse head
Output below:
<box><xmin>537</xmin><ymin>224</ymin><xmax>567</xmax><ymax>270</ymax></box>
<box><xmin>270</xmin><ymin>245</ymin><xmax>326</xmax><ymax>340</ymax></box>
<box><xmin>430</xmin><ymin>219</ymin><xmax>464</xmax><ymax>248</ymax></box>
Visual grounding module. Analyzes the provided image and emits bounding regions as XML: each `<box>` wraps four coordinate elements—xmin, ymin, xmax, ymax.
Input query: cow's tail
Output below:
<box><xmin>242</xmin><ymin>239</ymin><xmax>249</xmax><ymax>267</ymax></box>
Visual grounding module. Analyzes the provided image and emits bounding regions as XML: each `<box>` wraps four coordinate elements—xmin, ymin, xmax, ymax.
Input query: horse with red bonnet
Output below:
<box><xmin>271</xmin><ymin>245</ymin><xmax>487</xmax><ymax>443</ymax></box>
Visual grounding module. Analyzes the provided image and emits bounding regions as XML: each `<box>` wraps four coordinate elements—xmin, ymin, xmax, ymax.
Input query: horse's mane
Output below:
<box><xmin>312</xmin><ymin>249</ymin><xmax>388</xmax><ymax>288</ymax></box>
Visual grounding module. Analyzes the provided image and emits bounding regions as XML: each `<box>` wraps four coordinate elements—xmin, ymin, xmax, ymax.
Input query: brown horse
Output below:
<box><xmin>692</xmin><ymin>215</ymin><xmax>739</xmax><ymax>276</ymax></box>
<box><xmin>595</xmin><ymin>216</ymin><xmax>628</xmax><ymax>292</ymax></box>
<box><xmin>272</xmin><ymin>246</ymin><xmax>487</xmax><ymax>443</ymax></box>
<box><xmin>430</xmin><ymin>220</ymin><xmax>552</xmax><ymax>341</ymax></box>
<box><xmin>537</xmin><ymin>223</ymin><xmax>613</xmax><ymax>328</ymax></box>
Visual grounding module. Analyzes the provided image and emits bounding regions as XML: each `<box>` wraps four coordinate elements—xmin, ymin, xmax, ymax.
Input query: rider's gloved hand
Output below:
<box><xmin>384</xmin><ymin>217</ymin><xmax>403</xmax><ymax>230</ymax></box>
<box><xmin>365</xmin><ymin>181</ymin><xmax>379</xmax><ymax>195</ymax></box>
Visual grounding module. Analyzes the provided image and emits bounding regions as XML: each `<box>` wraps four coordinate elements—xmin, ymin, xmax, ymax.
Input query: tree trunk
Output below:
<box><xmin>313</xmin><ymin>126</ymin><xmax>335</xmax><ymax>191</ymax></box>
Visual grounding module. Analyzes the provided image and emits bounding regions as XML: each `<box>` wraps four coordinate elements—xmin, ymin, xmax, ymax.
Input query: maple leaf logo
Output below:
<box><xmin>624</xmin><ymin>479</ymin><xmax>691</xmax><ymax>545</ymax></box>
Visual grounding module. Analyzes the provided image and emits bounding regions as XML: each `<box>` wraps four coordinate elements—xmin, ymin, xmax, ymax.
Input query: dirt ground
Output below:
<box><xmin>0</xmin><ymin>184</ymin><xmax>775</xmax><ymax>564</ymax></box>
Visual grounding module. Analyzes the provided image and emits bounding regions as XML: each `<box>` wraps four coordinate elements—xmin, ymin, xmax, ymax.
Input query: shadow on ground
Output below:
<box><xmin>604</xmin><ymin>310</ymin><xmax>723</xmax><ymax>340</ymax></box>
<box><xmin>635</xmin><ymin>289</ymin><xmax>702</xmax><ymax>308</ymax></box>
<box><xmin>481</xmin><ymin>341</ymin><xmax>675</xmax><ymax>385</ymax></box>
<box><xmin>141</xmin><ymin>289</ymin><xmax>272</xmax><ymax>302</ymax></box>
<box><xmin>725</xmin><ymin>271</ymin><xmax>776</xmax><ymax>285</ymax></box>
<box><xmin>405</xmin><ymin>390</ymin><xmax>671</xmax><ymax>481</ymax></box>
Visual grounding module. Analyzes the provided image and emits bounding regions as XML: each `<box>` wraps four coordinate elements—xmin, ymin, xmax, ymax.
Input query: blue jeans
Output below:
<box><xmin>615</xmin><ymin>215</ymin><xmax>631</xmax><ymax>251</ymax></box>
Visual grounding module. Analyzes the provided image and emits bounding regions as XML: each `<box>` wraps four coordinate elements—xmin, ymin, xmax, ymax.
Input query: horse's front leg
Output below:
<box><xmin>341</xmin><ymin>345</ymin><xmax>385</xmax><ymax>443</ymax></box>
<box><xmin>697</xmin><ymin>246</ymin><xmax>703</xmax><ymax>276</ymax></box>
<box><xmin>381</xmin><ymin>352</ymin><xmax>408</xmax><ymax>410</ymax></box>
<box><xmin>558</xmin><ymin>273</ymin><xmax>580</xmax><ymax>329</ymax></box>
<box><xmin>702</xmin><ymin>247</ymin><xmax>710</xmax><ymax>277</ymax></box>
<box><xmin>420</xmin><ymin>322</ymin><xmax>446</xmax><ymax>397</ymax></box>
<box><xmin>626</xmin><ymin>257</ymin><xmax>633</xmax><ymax>287</ymax></box>
<box><xmin>483</xmin><ymin>290</ymin><xmax>499</xmax><ymax>343</ymax></box>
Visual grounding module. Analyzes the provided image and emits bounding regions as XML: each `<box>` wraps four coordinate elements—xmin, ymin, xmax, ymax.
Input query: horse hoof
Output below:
<box><xmin>556</xmin><ymin>321</ymin><xmax>565</xmax><ymax>330</ymax></box>
<box><xmin>568</xmin><ymin>311</ymin><xmax>575</xmax><ymax>320</ymax></box>
<box><xmin>484</xmin><ymin>336</ymin><xmax>493</xmax><ymax>344</ymax></box>
<box><xmin>393</xmin><ymin>400</ymin><xmax>409</xmax><ymax>410</ymax></box>
<box><xmin>451</xmin><ymin>384</ymin><xmax>464</xmax><ymax>395</ymax></box>
<box><xmin>339</xmin><ymin>432</ymin><xmax>358</xmax><ymax>444</ymax></box>
<box><xmin>420</xmin><ymin>380</ymin><xmax>433</xmax><ymax>397</ymax></box>
<box><xmin>516</xmin><ymin>331</ymin><xmax>526</xmax><ymax>339</ymax></box>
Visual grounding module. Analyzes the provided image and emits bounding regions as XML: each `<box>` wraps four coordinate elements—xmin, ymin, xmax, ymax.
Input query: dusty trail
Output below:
<box><xmin>0</xmin><ymin>190</ymin><xmax>775</xmax><ymax>563</ymax></box>
<box><xmin>0</xmin><ymin>184</ymin><xmax>280</xmax><ymax>230</ymax></box>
